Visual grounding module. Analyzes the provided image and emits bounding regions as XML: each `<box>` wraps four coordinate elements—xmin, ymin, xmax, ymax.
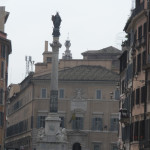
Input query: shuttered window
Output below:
<box><xmin>115</xmin><ymin>89</ymin><xmax>120</xmax><ymax>100</ymax></box>
<box><xmin>72</xmin><ymin>117</ymin><xmax>83</xmax><ymax>130</ymax></box>
<box><xmin>131</xmin><ymin>91</ymin><xmax>135</xmax><ymax>109</ymax></box>
<box><xmin>134</xmin><ymin>121</ymin><xmax>139</xmax><ymax>141</ymax></box>
<box><xmin>0</xmin><ymin>89</ymin><xmax>3</xmax><ymax>104</ymax></box>
<box><xmin>140</xmin><ymin>120</ymin><xmax>145</xmax><ymax>140</ymax></box>
<box><xmin>92</xmin><ymin>118</ymin><xmax>103</xmax><ymax>131</ymax></box>
<box><xmin>0</xmin><ymin>112</ymin><xmax>4</xmax><ymax>126</ymax></box>
<box><xmin>1</xmin><ymin>44</ymin><xmax>5</xmax><ymax>58</ymax></box>
<box><xmin>143</xmin><ymin>22</ymin><xmax>147</xmax><ymax>38</ymax></box>
<box><xmin>137</xmin><ymin>53</ymin><xmax>141</xmax><ymax>72</ymax></box>
<box><xmin>110</xmin><ymin>118</ymin><xmax>119</xmax><ymax>131</ymax></box>
<box><xmin>142</xmin><ymin>51</ymin><xmax>146</xmax><ymax>66</ymax></box>
<box><xmin>141</xmin><ymin>86</ymin><xmax>147</xmax><ymax>103</ymax></box>
<box><xmin>59</xmin><ymin>89</ymin><xmax>64</xmax><ymax>99</ymax></box>
<box><xmin>138</xmin><ymin>26</ymin><xmax>142</xmax><ymax>41</ymax></box>
<box><xmin>96</xmin><ymin>90</ymin><xmax>101</xmax><ymax>99</ymax></box>
<box><xmin>136</xmin><ymin>88</ymin><xmax>140</xmax><ymax>105</ymax></box>
<box><xmin>133</xmin><ymin>57</ymin><xmax>136</xmax><ymax>77</ymax></box>
<box><xmin>93</xmin><ymin>144</ymin><xmax>101</xmax><ymax>150</ymax></box>
<box><xmin>130</xmin><ymin>123</ymin><xmax>133</xmax><ymax>142</ymax></box>
<box><xmin>37</xmin><ymin>116</ymin><xmax>46</xmax><ymax>128</ymax></box>
<box><xmin>1</xmin><ymin>61</ymin><xmax>4</xmax><ymax>78</ymax></box>
<box><xmin>41</xmin><ymin>88</ymin><xmax>47</xmax><ymax>98</ymax></box>
<box><xmin>111</xmin><ymin>144</ymin><xmax>118</xmax><ymax>150</ymax></box>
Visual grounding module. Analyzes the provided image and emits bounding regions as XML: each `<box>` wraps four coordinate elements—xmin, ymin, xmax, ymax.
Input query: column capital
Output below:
<box><xmin>50</xmin><ymin>40</ymin><xmax>62</xmax><ymax>49</ymax></box>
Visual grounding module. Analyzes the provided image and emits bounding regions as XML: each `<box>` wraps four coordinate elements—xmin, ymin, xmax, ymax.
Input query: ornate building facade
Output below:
<box><xmin>5</xmin><ymin>43</ymin><xmax>121</xmax><ymax>150</ymax></box>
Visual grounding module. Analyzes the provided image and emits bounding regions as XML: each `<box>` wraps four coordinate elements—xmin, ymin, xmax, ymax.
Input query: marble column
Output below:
<box><xmin>50</xmin><ymin>37</ymin><xmax>62</xmax><ymax>112</ymax></box>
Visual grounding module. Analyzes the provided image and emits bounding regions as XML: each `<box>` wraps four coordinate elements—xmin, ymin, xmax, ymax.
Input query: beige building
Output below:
<box><xmin>119</xmin><ymin>0</ymin><xmax>150</xmax><ymax>150</ymax></box>
<box><xmin>0</xmin><ymin>6</ymin><xmax>12</xmax><ymax>150</ymax></box>
<box><xmin>5</xmin><ymin>43</ymin><xmax>121</xmax><ymax>150</ymax></box>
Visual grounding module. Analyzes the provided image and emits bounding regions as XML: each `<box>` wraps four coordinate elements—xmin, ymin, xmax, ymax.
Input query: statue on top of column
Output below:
<box><xmin>51</xmin><ymin>12</ymin><xmax>62</xmax><ymax>37</ymax></box>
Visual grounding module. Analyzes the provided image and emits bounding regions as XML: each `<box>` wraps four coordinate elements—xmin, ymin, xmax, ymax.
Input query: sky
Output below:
<box><xmin>0</xmin><ymin>0</ymin><xmax>132</xmax><ymax>84</ymax></box>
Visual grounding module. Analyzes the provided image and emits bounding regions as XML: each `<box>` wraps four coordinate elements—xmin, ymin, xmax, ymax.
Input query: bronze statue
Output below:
<box><xmin>51</xmin><ymin>12</ymin><xmax>62</xmax><ymax>37</ymax></box>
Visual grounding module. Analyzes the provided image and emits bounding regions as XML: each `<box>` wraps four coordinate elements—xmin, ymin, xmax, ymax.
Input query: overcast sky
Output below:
<box><xmin>1</xmin><ymin>0</ymin><xmax>132</xmax><ymax>84</ymax></box>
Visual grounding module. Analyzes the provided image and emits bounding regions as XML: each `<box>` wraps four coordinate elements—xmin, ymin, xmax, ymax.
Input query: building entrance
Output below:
<box><xmin>73</xmin><ymin>143</ymin><xmax>81</xmax><ymax>150</ymax></box>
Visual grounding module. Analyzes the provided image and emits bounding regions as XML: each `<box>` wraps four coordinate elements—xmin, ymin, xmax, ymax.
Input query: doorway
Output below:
<box><xmin>73</xmin><ymin>143</ymin><xmax>81</xmax><ymax>150</ymax></box>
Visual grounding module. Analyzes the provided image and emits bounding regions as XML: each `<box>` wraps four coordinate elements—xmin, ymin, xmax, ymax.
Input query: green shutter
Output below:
<box><xmin>80</xmin><ymin>118</ymin><xmax>83</xmax><ymax>130</ymax></box>
<box><xmin>92</xmin><ymin>118</ymin><xmax>95</xmax><ymax>130</ymax></box>
<box><xmin>37</xmin><ymin>116</ymin><xmax>40</xmax><ymax>128</ymax></box>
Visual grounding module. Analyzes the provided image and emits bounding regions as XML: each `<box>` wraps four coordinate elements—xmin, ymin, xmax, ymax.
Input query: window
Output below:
<box><xmin>114</xmin><ymin>89</ymin><xmax>120</xmax><ymax>100</ymax></box>
<box><xmin>134</xmin><ymin>30</ymin><xmax>137</xmax><ymax>44</ymax></box>
<box><xmin>93</xmin><ymin>143</ymin><xmax>101</xmax><ymax>150</ymax></box>
<box><xmin>121</xmin><ymin>80</ymin><xmax>125</xmax><ymax>94</ymax></box>
<box><xmin>37</xmin><ymin>116</ymin><xmax>46</xmax><ymax>128</ymax></box>
<box><xmin>47</xmin><ymin>57</ymin><xmax>52</xmax><ymax>62</ymax></box>
<box><xmin>1</xmin><ymin>61</ymin><xmax>4</xmax><ymax>78</ymax></box>
<box><xmin>143</xmin><ymin>22</ymin><xmax>147</xmax><ymax>38</ymax></box>
<box><xmin>1</xmin><ymin>44</ymin><xmax>5</xmax><ymax>58</ymax></box>
<box><xmin>110</xmin><ymin>118</ymin><xmax>119</xmax><ymax>131</ymax></box>
<box><xmin>142</xmin><ymin>51</ymin><xmax>146</xmax><ymax>66</ymax></box>
<box><xmin>92</xmin><ymin>117</ymin><xmax>103</xmax><ymax>131</ymax></box>
<box><xmin>72</xmin><ymin>117</ymin><xmax>83</xmax><ymax>130</ymax></box>
<box><xmin>136</xmin><ymin>88</ymin><xmax>140</xmax><ymax>105</ymax></box>
<box><xmin>60</xmin><ymin>116</ymin><xmax>65</xmax><ymax>128</ymax></box>
<box><xmin>96</xmin><ymin>90</ymin><xmax>101</xmax><ymax>99</ymax></box>
<box><xmin>140</xmin><ymin>120</ymin><xmax>145</xmax><ymax>140</ymax></box>
<box><xmin>138</xmin><ymin>26</ymin><xmax>142</xmax><ymax>41</ymax></box>
<box><xmin>0</xmin><ymin>89</ymin><xmax>3</xmax><ymax>104</ymax></box>
<box><xmin>111</xmin><ymin>144</ymin><xmax>118</xmax><ymax>150</ymax></box>
<box><xmin>137</xmin><ymin>53</ymin><xmax>141</xmax><ymax>72</ymax></box>
<box><xmin>131</xmin><ymin>91</ymin><xmax>135</xmax><ymax>109</ymax></box>
<box><xmin>141</xmin><ymin>86</ymin><xmax>147</xmax><ymax>103</ymax></box>
<box><xmin>0</xmin><ymin>112</ymin><xmax>3</xmax><ymax>127</ymax></box>
<box><xmin>59</xmin><ymin>89</ymin><xmax>64</xmax><ymax>99</ymax></box>
<box><xmin>41</xmin><ymin>88</ymin><xmax>47</xmax><ymax>98</ymax></box>
<box><xmin>133</xmin><ymin>57</ymin><xmax>136</xmax><ymax>77</ymax></box>
<box><xmin>130</xmin><ymin>123</ymin><xmax>133</xmax><ymax>142</ymax></box>
<box><xmin>134</xmin><ymin>121</ymin><xmax>139</xmax><ymax>141</ymax></box>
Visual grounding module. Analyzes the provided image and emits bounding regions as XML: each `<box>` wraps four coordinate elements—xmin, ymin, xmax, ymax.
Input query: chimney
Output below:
<box><xmin>45</xmin><ymin>41</ymin><xmax>48</xmax><ymax>52</ymax></box>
